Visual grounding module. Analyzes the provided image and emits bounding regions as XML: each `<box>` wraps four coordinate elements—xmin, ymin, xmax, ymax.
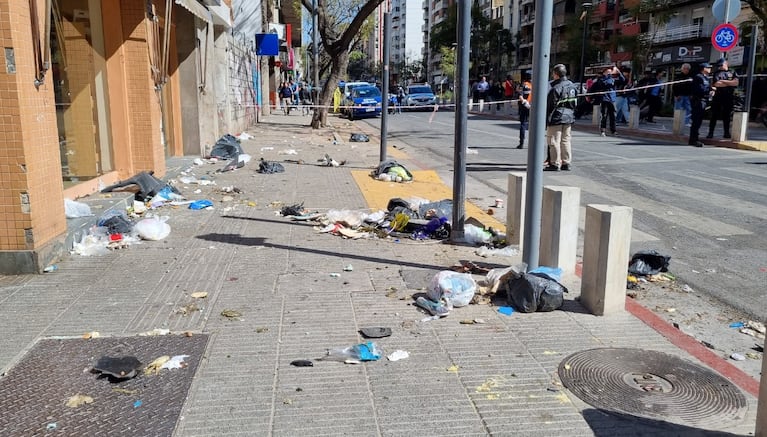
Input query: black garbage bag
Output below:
<box><xmin>258</xmin><ymin>158</ymin><xmax>285</xmax><ymax>174</ymax></box>
<box><xmin>506</xmin><ymin>272</ymin><xmax>568</xmax><ymax>313</ymax></box>
<box><xmin>210</xmin><ymin>134</ymin><xmax>243</xmax><ymax>160</ymax></box>
<box><xmin>628</xmin><ymin>250</ymin><xmax>671</xmax><ymax>276</ymax></box>
<box><xmin>101</xmin><ymin>171</ymin><xmax>177</xmax><ymax>201</ymax></box>
<box><xmin>98</xmin><ymin>211</ymin><xmax>133</xmax><ymax>235</ymax></box>
<box><xmin>350</xmin><ymin>133</ymin><xmax>370</xmax><ymax>142</ymax></box>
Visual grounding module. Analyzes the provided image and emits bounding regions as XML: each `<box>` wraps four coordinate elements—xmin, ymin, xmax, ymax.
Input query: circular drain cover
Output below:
<box><xmin>558</xmin><ymin>348</ymin><xmax>747</xmax><ymax>429</ymax></box>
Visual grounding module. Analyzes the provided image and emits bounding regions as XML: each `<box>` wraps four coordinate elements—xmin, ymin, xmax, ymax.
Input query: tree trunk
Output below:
<box><xmin>311</xmin><ymin>51</ymin><xmax>350</xmax><ymax>129</ymax></box>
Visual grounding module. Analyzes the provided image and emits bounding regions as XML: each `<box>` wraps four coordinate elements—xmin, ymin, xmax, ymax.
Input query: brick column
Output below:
<box><xmin>0</xmin><ymin>0</ymin><xmax>66</xmax><ymax>272</ymax></box>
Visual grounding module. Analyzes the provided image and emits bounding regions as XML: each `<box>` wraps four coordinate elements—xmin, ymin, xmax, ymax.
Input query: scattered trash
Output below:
<box><xmin>210</xmin><ymin>134</ymin><xmax>243</xmax><ymax>160</ymax></box>
<box><xmin>729</xmin><ymin>322</ymin><xmax>745</xmax><ymax>328</ymax></box>
<box><xmin>415</xmin><ymin>296</ymin><xmax>450</xmax><ymax>317</ymax></box>
<box><xmin>43</xmin><ymin>265</ymin><xmax>58</xmax><ymax>273</ymax></box>
<box><xmin>343</xmin><ymin>264</ymin><xmax>354</xmax><ymax>272</ymax></box>
<box><xmin>628</xmin><ymin>250</ymin><xmax>671</xmax><ymax>276</ymax></box>
<box><xmin>446</xmin><ymin>365</ymin><xmax>459</xmax><ymax>373</ymax></box>
<box><xmin>133</xmin><ymin>400</ymin><xmax>142</xmax><ymax>408</ymax></box>
<box><xmin>497</xmin><ymin>306</ymin><xmax>515</xmax><ymax>316</ymax></box>
<box><xmin>191</xmin><ymin>291</ymin><xmax>208</xmax><ymax>299</ymax></box>
<box><xmin>464</xmin><ymin>224</ymin><xmax>494</xmax><ymax>245</ymax></box>
<box><xmin>506</xmin><ymin>266</ymin><xmax>568</xmax><ymax>313</ymax></box>
<box><xmin>220</xmin><ymin>153</ymin><xmax>252</xmax><ymax>172</ymax></box>
<box><xmin>371</xmin><ymin>159</ymin><xmax>413</xmax><ymax>182</ymax></box>
<box><xmin>701</xmin><ymin>341</ymin><xmax>716</xmax><ymax>349</ymax></box>
<box><xmin>427</xmin><ymin>271</ymin><xmax>477</xmax><ymax>308</ymax></box>
<box><xmin>64</xmin><ymin>198</ymin><xmax>93</xmax><ymax>218</ymax></box>
<box><xmin>160</xmin><ymin>355</ymin><xmax>189</xmax><ymax>370</ymax></box>
<box><xmin>329</xmin><ymin>273</ymin><xmax>341</xmax><ymax>278</ymax></box>
<box><xmin>359</xmin><ymin>327</ymin><xmax>392</xmax><ymax>338</ymax></box>
<box><xmin>101</xmin><ymin>171</ymin><xmax>177</xmax><ymax>201</ymax></box>
<box><xmin>665</xmin><ymin>307</ymin><xmax>676</xmax><ymax>313</ymax></box>
<box><xmin>82</xmin><ymin>331</ymin><xmax>100</xmax><ymax>339</ymax></box>
<box><xmin>730</xmin><ymin>353</ymin><xmax>746</xmax><ymax>361</ymax></box>
<box><xmin>494</xmin><ymin>199</ymin><xmax>503</xmax><ymax>208</ymax></box>
<box><xmin>739</xmin><ymin>320</ymin><xmax>766</xmax><ymax>339</ymax></box>
<box><xmin>318</xmin><ymin>153</ymin><xmax>343</xmax><ymax>167</ymax></box>
<box><xmin>189</xmin><ymin>200</ymin><xmax>213</xmax><ymax>210</ymax></box>
<box><xmin>387</xmin><ymin>350</ymin><xmax>409</xmax><ymax>361</ymax></box>
<box><xmin>221</xmin><ymin>309</ymin><xmax>242</xmax><ymax>319</ymax></box>
<box><xmin>279</xmin><ymin>202</ymin><xmax>306</xmax><ymax>216</ymax></box>
<box><xmin>193</xmin><ymin>158</ymin><xmax>204</xmax><ymax>166</ymax></box>
<box><xmin>258</xmin><ymin>158</ymin><xmax>285</xmax><ymax>174</ymax></box>
<box><xmin>236</xmin><ymin>132</ymin><xmax>253</xmax><ymax>141</ymax></box>
<box><xmin>93</xmin><ymin>356</ymin><xmax>142</xmax><ymax>379</ymax></box>
<box><xmin>746</xmin><ymin>352</ymin><xmax>761</xmax><ymax>360</ymax></box>
<box><xmin>460</xmin><ymin>319</ymin><xmax>476</xmax><ymax>324</ymax></box>
<box><xmin>175</xmin><ymin>303</ymin><xmax>199</xmax><ymax>316</ymax></box>
<box><xmin>322</xmin><ymin>342</ymin><xmax>382</xmax><ymax>364</ymax></box>
<box><xmin>46</xmin><ymin>423</ymin><xmax>57</xmax><ymax>431</ymax></box>
<box><xmin>475</xmin><ymin>245</ymin><xmax>518</xmax><ymax>257</ymax></box>
<box><xmin>144</xmin><ymin>356</ymin><xmax>170</xmax><ymax>375</ymax></box>
<box><xmin>278</xmin><ymin>149</ymin><xmax>298</xmax><ymax>155</ymax></box>
<box><xmin>134</xmin><ymin>216</ymin><xmax>171</xmax><ymax>240</ymax></box>
<box><xmin>681</xmin><ymin>284</ymin><xmax>694</xmax><ymax>293</ymax></box>
<box><xmin>349</xmin><ymin>133</ymin><xmax>370</xmax><ymax>142</ymax></box>
<box><xmin>112</xmin><ymin>388</ymin><xmax>139</xmax><ymax>395</ymax></box>
<box><xmin>138</xmin><ymin>328</ymin><xmax>170</xmax><ymax>336</ymax></box>
<box><xmin>66</xmin><ymin>394</ymin><xmax>94</xmax><ymax>408</ymax></box>
<box><xmin>98</xmin><ymin>210</ymin><xmax>134</xmax><ymax>235</ymax></box>
<box><xmin>291</xmin><ymin>360</ymin><xmax>314</xmax><ymax>367</ymax></box>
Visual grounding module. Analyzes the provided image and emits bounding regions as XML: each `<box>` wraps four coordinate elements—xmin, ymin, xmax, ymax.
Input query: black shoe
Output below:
<box><xmin>516</xmin><ymin>144</ymin><xmax>524</xmax><ymax>149</ymax></box>
<box><xmin>561</xmin><ymin>164</ymin><xmax>571</xmax><ymax>171</ymax></box>
<box><xmin>706</xmin><ymin>133</ymin><xmax>713</xmax><ymax>139</ymax></box>
<box><xmin>724</xmin><ymin>134</ymin><xmax>731</xmax><ymax>139</ymax></box>
<box><xmin>689</xmin><ymin>141</ymin><xmax>704</xmax><ymax>147</ymax></box>
<box><xmin>543</xmin><ymin>165</ymin><xmax>560</xmax><ymax>172</ymax></box>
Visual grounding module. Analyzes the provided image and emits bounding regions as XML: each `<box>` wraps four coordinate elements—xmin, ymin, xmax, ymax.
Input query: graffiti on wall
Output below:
<box><xmin>228</xmin><ymin>40</ymin><xmax>257</xmax><ymax>128</ymax></box>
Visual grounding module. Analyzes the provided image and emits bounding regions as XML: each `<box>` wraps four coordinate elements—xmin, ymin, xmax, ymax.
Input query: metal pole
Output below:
<box><xmin>722</xmin><ymin>0</ymin><xmax>731</xmax><ymax>57</ymax></box>
<box><xmin>522</xmin><ymin>0</ymin><xmax>555</xmax><ymax>269</ymax></box>
<box><xmin>744</xmin><ymin>25</ymin><xmax>758</xmax><ymax>118</ymax></box>
<box><xmin>451</xmin><ymin>0</ymin><xmax>471</xmax><ymax>242</ymax></box>
<box><xmin>380</xmin><ymin>12</ymin><xmax>391</xmax><ymax>162</ymax></box>
<box><xmin>312</xmin><ymin>0</ymin><xmax>319</xmax><ymax>89</ymax></box>
<box><xmin>579</xmin><ymin>3</ymin><xmax>592</xmax><ymax>83</ymax></box>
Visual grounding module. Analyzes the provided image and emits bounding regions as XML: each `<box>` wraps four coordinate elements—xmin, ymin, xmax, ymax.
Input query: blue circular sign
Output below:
<box><xmin>712</xmin><ymin>24</ymin><xmax>738</xmax><ymax>52</ymax></box>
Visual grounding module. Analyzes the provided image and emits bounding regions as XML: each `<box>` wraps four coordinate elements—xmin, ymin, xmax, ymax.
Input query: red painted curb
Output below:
<box><xmin>575</xmin><ymin>262</ymin><xmax>759</xmax><ymax>397</ymax></box>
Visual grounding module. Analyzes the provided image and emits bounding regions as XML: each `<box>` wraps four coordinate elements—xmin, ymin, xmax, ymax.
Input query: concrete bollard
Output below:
<box><xmin>732</xmin><ymin>112</ymin><xmax>748</xmax><ymax>142</ymax></box>
<box><xmin>672</xmin><ymin>109</ymin><xmax>685</xmax><ymax>135</ymax></box>
<box><xmin>580</xmin><ymin>204</ymin><xmax>633</xmax><ymax>315</ymax></box>
<box><xmin>757</xmin><ymin>336</ymin><xmax>767</xmax><ymax>436</ymax></box>
<box><xmin>629</xmin><ymin>105</ymin><xmax>640</xmax><ymax>129</ymax></box>
<box><xmin>540</xmin><ymin>186</ymin><xmax>580</xmax><ymax>275</ymax></box>
<box><xmin>506</xmin><ymin>172</ymin><xmax>526</xmax><ymax>250</ymax></box>
<box><xmin>592</xmin><ymin>104</ymin><xmax>600</xmax><ymax>126</ymax></box>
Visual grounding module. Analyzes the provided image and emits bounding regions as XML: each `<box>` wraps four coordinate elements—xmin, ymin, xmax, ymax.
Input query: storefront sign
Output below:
<box><xmin>648</xmin><ymin>45</ymin><xmax>711</xmax><ymax>65</ymax></box>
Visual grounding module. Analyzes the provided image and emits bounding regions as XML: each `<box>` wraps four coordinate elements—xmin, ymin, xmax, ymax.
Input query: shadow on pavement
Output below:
<box><xmin>467</xmin><ymin>163</ymin><xmax>527</xmax><ymax>172</ymax></box>
<box><xmin>582</xmin><ymin>408</ymin><xmax>746</xmax><ymax>436</ymax></box>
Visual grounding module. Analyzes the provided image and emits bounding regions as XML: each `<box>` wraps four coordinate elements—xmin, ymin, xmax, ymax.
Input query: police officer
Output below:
<box><xmin>707</xmin><ymin>58</ymin><xmax>739</xmax><ymax>139</ymax></box>
<box><xmin>517</xmin><ymin>71</ymin><xmax>532</xmax><ymax>149</ymax></box>
<box><xmin>689</xmin><ymin>62</ymin><xmax>712</xmax><ymax>147</ymax></box>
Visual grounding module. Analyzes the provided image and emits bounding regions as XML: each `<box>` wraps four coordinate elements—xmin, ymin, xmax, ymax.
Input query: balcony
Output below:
<box><xmin>649</xmin><ymin>23</ymin><xmax>712</xmax><ymax>44</ymax></box>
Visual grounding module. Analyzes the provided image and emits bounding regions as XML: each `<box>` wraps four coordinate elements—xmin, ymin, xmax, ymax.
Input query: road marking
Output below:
<box><xmin>561</xmin><ymin>175</ymin><xmax>751</xmax><ymax>236</ymax></box>
<box><xmin>675</xmin><ymin>171</ymin><xmax>767</xmax><ymax>196</ymax></box>
<box><xmin>721</xmin><ymin>166</ymin><xmax>767</xmax><ymax>180</ymax></box>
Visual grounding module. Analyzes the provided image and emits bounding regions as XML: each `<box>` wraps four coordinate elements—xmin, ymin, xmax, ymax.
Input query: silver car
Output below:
<box><xmin>404</xmin><ymin>84</ymin><xmax>437</xmax><ymax>110</ymax></box>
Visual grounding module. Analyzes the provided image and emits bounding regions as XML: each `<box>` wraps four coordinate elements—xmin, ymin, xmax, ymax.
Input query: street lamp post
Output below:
<box><xmin>579</xmin><ymin>2</ymin><xmax>593</xmax><ymax>84</ymax></box>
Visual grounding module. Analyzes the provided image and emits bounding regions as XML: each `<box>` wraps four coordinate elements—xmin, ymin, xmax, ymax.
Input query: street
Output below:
<box><xmin>361</xmin><ymin>110</ymin><xmax>767</xmax><ymax>322</ymax></box>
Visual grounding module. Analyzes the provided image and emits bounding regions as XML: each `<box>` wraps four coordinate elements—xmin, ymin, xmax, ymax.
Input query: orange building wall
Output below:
<box><xmin>0</xmin><ymin>0</ymin><xmax>66</xmax><ymax>251</ymax></box>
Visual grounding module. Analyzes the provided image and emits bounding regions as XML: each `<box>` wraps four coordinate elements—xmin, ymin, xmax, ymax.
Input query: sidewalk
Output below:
<box><xmin>0</xmin><ymin>112</ymin><xmax>761</xmax><ymax>436</ymax></box>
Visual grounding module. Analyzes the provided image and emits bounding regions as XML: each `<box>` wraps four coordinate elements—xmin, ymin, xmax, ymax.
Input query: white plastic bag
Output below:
<box><xmin>427</xmin><ymin>271</ymin><xmax>477</xmax><ymax>308</ymax></box>
<box><xmin>134</xmin><ymin>216</ymin><xmax>171</xmax><ymax>241</ymax></box>
<box><xmin>64</xmin><ymin>198</ymin><xmax>93</xmax><ymax>218</ymax></box>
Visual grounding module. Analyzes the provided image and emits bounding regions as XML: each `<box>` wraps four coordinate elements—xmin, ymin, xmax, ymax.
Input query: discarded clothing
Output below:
<box><xmin>97</xmin><ymin>211</ymin><xmax>133</xmax><ymax>235</ymax></box>
<box><xmin>209</xmin><ymin>134</ymin><xmax>243</xmax><ymax>160</ymax></box>
<box><xmin>101</xmin><ymin>171</ymin><xmax>179</xmax><ymax>201</ymax></box>
<box><xmin>628</xmin><ymin>250</ymin><xmax>671</xmax><ymax>276</ymax></box>
<box><xmin>506</xmin><ymin>269</ymin><xmax>568</xmax><ymax>313</ymax></box>
<box><xmin>372</xmin><ymin>159</ymin><xmax>413</xmax><ymax>182</ymax></box>
<box><xmin>350</xmin><ymin>133</ymin><xmax>370</xmax><ymax>142</ymax></box>
<box><xmin>258</xmin><ymin>158</ymin><xmax>285</xmax><ymax>174</ymax></box>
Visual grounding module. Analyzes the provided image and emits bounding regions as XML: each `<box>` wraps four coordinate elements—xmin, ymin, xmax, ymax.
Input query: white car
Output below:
<box><xmin>404</xmin><ymin>84</ymin><xmax>437</xmax><ymax>110</ymax></box>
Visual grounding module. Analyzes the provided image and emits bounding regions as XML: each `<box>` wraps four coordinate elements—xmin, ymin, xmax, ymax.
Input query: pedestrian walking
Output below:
<box><xmin>544</xmin><ymin>64</ymin><xmax>578</xmax><ymax>171</ymax></box>
<box><xmin>517</xmin><ymin>71</ymin><xmax>532</xmax><ymax>149</ymax></box>
<box><xmin>476</xmin><ymin>76</ymin><xmax>489</xmax><ymax>112</ymax></box>
<box><xmin>299</xmin><ymin>84</ymin><xmax>312</xmax><ymax>116</ymax></box>
<box><xmin>707</xmin><ymin>58</ymin><xmax>739</xmax><ymax>139</ymax></box>
<box><xmin>279</xmin><ymin>81</ymin><xmax>294</xmax><ymax>115</ymax></box>
<box><xmin>644</xmin><ymin>70</ymin><xmax>664</xmax><ymax>123</ymax></box>
<box><xmin>592</xmin><ymin>65</ymin><xmax>625</xmax><ymax>136</ymax></box>
<box><xmin>614</xmin><ymin>66</ymin><xmax>633</xmax><ymax>125</ymax></box>
<box><xmin>673</xmin><ymin>63</ymin><xmax>693</xmax><ymax>127</ymax></box>
<box><xmin>503</xmin><ymin>75</ymin><xmax>515</xmax><ymax>113</ymax></box>
<box><xmin>689</xmin><ymin>62</ymin><xmax>712</xmax><ymax>147</ymax></box>
<box><xmin>396</xmin><ymin>86</ymin><xmax>405</xmax><ymax>114</ymax></box>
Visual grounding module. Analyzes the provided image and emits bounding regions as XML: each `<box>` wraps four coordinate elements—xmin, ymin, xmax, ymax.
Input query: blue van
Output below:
<box><xmin>347</xmin><ymin>85</ymin><xmax>382</xmax><ymax>120</ymax></box>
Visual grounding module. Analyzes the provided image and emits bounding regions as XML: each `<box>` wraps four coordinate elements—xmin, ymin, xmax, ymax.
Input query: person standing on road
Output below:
<box><xmin>645</xmin><ymin>70</ymin><xmax>664</xmax><ymax>123</ymax></box>
<box><xmin>476</xmin><ymin>76</ymin><xmax>490</xmax><ymax>112</ymax></box>
<box><xmin>593</xmin><ymin>65</ymin><xmax>625</xmax><ymax>136</ymax></box>
<box><xmin>614</xmin><ymin>66</ymin><xmax>633</xmax><ymax>125</ymax></box>
<box><xmin>673</xmin><ymin>63</ymin><xmax>693</xmax><ymax>127</ymax></box>
<box><xmin>707</xmin><ymin>58</ymin><xmax>739</xmax><ymax>139</ymax></box>
<box><xmin>517</xmin><ymin>72</ymin><xmax>532</xmax><ymax>149</ymax></box>
<box><xmin>279</xmin><ymin>81</ymin><xmax>294</xmax><ymax>115</ymax></box>
<box><xmin>504</xmin><ymin>75</ymin><xmax>515</xmax><ymax>113</ymax></box>
<box><xmin>545</xmin><ymin>64</ymin><xmax>578</xmax><ymax>171</ymax></box>
<box><xmin>689</xmin><ymin>62</ymin><xmax>712</xmax><ymax>147</ymax></box>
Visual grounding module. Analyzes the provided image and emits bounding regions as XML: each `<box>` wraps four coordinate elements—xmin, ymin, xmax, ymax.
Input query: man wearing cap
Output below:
<box><xmin>689</xmin><ymin>62</ymin><xmax>712</xmax><ymax>147</ymax></box>
<box><xmin>592</xmin><ymin>65</ymin><xmax>625</xmax><ymax>136</ymax></box>
<box><xmin>707</xmin><ymin>58</ymin><xmax>739</xmax><ymax>139</ymax></box>
<box><xmin>517</xmin><ymin>71</ymin><xmax>532</xmax><ymax>149</ymax></box>
<box><xmin>545</xmin><ymin>64</ymin><xmax>578</xmax><ymax>171</ymax></box>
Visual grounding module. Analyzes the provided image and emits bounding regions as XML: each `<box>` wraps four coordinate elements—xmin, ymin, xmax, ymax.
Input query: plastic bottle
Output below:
<box><xmin>43</xmin><ymin>265</ymin><xmax>58</xmax><ymax>273</ymax></box>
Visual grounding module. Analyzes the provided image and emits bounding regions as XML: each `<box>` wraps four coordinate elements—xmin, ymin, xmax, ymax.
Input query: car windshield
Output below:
<box><xmin>408</xmin><ymin>86</ymin><xmax>432</xmax><ymax>94</ymax></box>
<box><xmin>353</xmin><ymin>87</ymin><xmax>381</xmax><ymax>98</ymax></box>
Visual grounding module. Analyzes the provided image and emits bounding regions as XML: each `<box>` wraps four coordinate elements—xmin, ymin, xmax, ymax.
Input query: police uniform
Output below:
<box><xmin>689</xmin><ymin>63</ymin><xmax>711</xmax><ymax>147</ymax></box>
<box><xmin>518</xmin><ymin>75</ymin><xmax>532</xmax><ymax>149</ymax></box>
<box><xmin>707</xmin><ymin>59</ymin><xmax>739</xmax><ymax>138</ymax></box>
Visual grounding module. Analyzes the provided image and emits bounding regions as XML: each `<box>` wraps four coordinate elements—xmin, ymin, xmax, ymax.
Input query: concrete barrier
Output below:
<box><xmin>540</xmin><ymin>186</ymin><xmax>580</xmax><ymax>275</ymax></box>
<box><xmin>673</xmin><ymin>109</ymin><xmax>685</xmax><ymax>135</ymax></box>
<box><xmin>592</xmin><ymin>104</ymin><xmax>600</xmax><ymax>126</ymax></box>
<box><xmin>629</xmin><ymin>105</ymin><xmax>640</xmax><ymax>129</ymax></box>
<box><xmin>506</xmin><ymin>172</ymin><xmax>526</xmax><ymax>249</ymax></box>
<box><xmin>757</xmin><ymin>337</ymin><xmax>767</xmax><ymax>436</ymax></box>
<box><xmin>733</xmin><ymin>112</ymin><xmax>748</xmax><ymax>142</ymax></box>
<box><xmin>580</xmin><ymin>204</ymin><xmax>633</xmax><ymax>315</ymax></box>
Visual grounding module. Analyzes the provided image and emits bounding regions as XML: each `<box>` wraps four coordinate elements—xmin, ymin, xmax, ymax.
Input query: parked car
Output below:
<box><xmin>404</xmin><ymin>84</ymin><xmax>437</xmax><ymax>110</ymax></box>
<box><xmin>340</xmin><ymin>81</ymin><xmax>372</xmax><ymax>116</ymax></box>
<box><xmin>346</xmin><ymin>85</ymin><xmax>382</xmax><ymax>120</ymax></box>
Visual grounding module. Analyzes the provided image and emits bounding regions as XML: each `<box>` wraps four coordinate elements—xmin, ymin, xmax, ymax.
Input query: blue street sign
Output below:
<box><xmin>711</xmin><ymin>23</ymin><xmax>738</xmax><ymax>52</ymax></box>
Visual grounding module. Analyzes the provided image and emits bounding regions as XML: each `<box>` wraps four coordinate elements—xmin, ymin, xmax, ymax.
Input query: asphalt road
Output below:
<box><xmin>361</xmin><ymin>110</ymin><xmax>767</xmax><ymax>322</ymax></box>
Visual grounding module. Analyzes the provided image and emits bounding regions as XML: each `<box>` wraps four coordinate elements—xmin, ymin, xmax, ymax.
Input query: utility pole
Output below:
<box><xmin>451</xmin><ymin>0</ymin><xmax>471</xmax><ymax>242</ymax></box>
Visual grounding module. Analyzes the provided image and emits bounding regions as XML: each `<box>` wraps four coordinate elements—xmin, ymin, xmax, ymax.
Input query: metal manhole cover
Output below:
<box><xmin>558</xmin><ymin>348</ymin><xmax>747</xmax><ymax>429</ymax></box>
<box><xmin>0</xmin><ymin>334</ymin><xmax>208</xmax><ymax>436</ymax></box>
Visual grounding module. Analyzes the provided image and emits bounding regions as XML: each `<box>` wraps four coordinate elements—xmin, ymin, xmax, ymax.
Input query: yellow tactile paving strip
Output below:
<box><xmin>351</xmin><ymin>168</ymin><xmax>506</xmax><ymax>234</ymax></box>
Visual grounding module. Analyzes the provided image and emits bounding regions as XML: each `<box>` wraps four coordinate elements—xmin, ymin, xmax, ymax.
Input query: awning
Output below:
<box><xmin>175</xmin><ymin>0</ymin><xmax>212</xmax><ymax>24</ymax></box>
<box><xmin>209</xmin><ymin>5</ymin><xmax>231</xmax><ymax>28</ymax></box>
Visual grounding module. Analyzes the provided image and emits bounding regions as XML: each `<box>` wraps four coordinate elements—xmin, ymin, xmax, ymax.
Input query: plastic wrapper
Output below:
<box><xmin>324</xmin><ymin>342</ymin><xmax>382</xmax><ymax>363</ymax></box>
<box><xmin>134</xmin><ymin>216</ymin><xmax>171</xmax><ymax>241</ymax></box>
<box><xmin>427</xmin><ymin>271</ymin><xmax>477</xmax><ymax>308</ymax></box>
<box><xmin>64</xmin><ymin>199</ymin><xmax>93</xmax><ymax>218</ymax></box>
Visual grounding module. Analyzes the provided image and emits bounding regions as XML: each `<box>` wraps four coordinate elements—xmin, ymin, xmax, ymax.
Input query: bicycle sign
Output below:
<box><xmin>712</xmin><ymin>23</ymin><xmax>738</xmax><ymax>52</ymax></box>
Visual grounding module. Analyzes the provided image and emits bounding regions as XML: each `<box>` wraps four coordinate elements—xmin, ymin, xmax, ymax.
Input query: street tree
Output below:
<box><xmin>301</xmin><ymin>0</ymin><xmax>384</xmax><ymax>128</ymax></box>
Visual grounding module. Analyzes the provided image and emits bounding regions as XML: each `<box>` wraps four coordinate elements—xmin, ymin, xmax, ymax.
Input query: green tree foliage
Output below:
<box><xmin>301</xmin><ymin>0</ymin><xmax>384</xmax><ymax>128</ymax></box>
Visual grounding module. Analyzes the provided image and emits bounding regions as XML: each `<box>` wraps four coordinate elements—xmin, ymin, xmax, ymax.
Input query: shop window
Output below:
<box><xmin>51</xmin><ymin>0</ymin><xmax>113</xmax><ymax>187</ymax></box>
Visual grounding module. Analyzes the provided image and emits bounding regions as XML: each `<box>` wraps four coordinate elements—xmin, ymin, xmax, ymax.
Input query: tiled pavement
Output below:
<box><xmin>0</xmin><ymin>113</ymin><xmax>760</xmax><ymax>436</ymax></box>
